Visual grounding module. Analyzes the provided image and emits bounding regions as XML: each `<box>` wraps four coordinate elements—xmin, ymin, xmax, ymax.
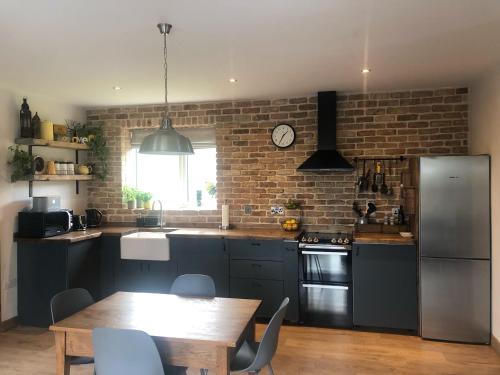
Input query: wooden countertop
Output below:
<box><xmin>166</xmin><ymin>227</ymin><xmax>299</xmax><ymax>240</ymax></box>
<box><xmin>15</xmin><ymin>226</ymin><xmax>300</xmax><ymax>243</ymax></box>
<box><xmin>353</xmin><ymin>232</ymin><xmax>416</xmax><ymax>245</ymax></box>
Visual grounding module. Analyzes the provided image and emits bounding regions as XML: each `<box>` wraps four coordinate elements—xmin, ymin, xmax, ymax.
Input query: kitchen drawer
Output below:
<box><xmin>228</xmin><ymin>239</ymin><xmax>283</xmax><ymax>261</ymax></box>
<box><xmin>230</xmin><ymin>259</ymin><xmax>283</xmax><ymax>280</ymax></box>
<box><xmin>230</xmin><ymin>278</ymin><xmax>284</xmax><ymax>318</ymax></box>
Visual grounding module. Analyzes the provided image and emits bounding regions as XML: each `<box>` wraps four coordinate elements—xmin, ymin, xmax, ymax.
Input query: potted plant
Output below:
<box><xmin>7</xmin><ymin>146</ymin><xmax>35</xmax><ymax>182</ymax></box>
<box><xmin>142</xmin><ymin>192</ymin><xmax>153</xmax><ymax>209</ymax></box>
<box><xmin>136</xmin><ymin>190</ymin><xmax>145</xmax><ymax>209</ymax></box>
<box><xmin>122</xmin><ymin>186</ymin><xmax>137</xmax><ymax>210</ymax></box>
<box><xmin>205</xmin><ymin>182</ymin><xmax>216</xmax><ymax>198</ymax></box>
<box><xmin>75</xmin><ymin>123</ymin><xmax>110</xmax><ymax>180</ymax></box>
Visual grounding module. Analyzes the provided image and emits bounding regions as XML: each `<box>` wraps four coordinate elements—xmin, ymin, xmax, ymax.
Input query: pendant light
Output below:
<box><xmin>139</xmin><ymin>23</ymin><xmax>194</xmax><ymax>155</ymax></box>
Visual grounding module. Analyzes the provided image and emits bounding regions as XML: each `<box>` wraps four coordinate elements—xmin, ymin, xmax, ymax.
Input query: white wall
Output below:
<box><xmin>469</xmin><ymin>65</ymin><xmax>500</xmax><ymax>341</ymax></box>
<box><xmin>0</xmin><ymin>88</ymin><xmax>86</xmax><ymax>321</ymax></box>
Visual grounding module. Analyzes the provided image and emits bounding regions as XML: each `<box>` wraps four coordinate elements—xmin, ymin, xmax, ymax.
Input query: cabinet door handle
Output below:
<box><xmin>251</xmin><ymin>242</ymin><xmax>261</xmax><ymax>247</ymax></box>
<box><xmin>252</xmin><ymin>282</ymin><xmax>262</xmax><ymax>288</ymax></box>
<box><xmin>251</xmin><ymin>263</ymin><xmax>262</xmax><ymax>268</ymax></box>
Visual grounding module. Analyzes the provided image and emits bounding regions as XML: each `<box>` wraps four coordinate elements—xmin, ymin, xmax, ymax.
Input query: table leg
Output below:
<box><xmin>215</xmin><ymin>346</ymin><xmax>230</xmax><ymax>375</ymax></box>
<box><xmin>54</xmin><ymin>331</ymin><xmax>70</xmax><ymax>375</ymax></box>
<box><xmin>249</xmin><ymin>316</ymin><xmax>256</xmax><ymax>342</ymax></box>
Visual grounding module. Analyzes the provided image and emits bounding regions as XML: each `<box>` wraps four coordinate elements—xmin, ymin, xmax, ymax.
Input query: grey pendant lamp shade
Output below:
<box><xmin>139</xmin><ymin>23</ymin><xmax>194</xmax><ymax>155</ymax></box>
<box><xmin>139</xmin><ymin>118</ymin><xmax>194</xmax><ymax>155</ymax></box>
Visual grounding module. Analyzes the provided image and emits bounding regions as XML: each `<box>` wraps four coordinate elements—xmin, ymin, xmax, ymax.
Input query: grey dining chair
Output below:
<box><xmin>170</xmin><ymin>274</ymin><xmax>216</xmax><ymax>375</ymax></box>
<box><xmin>230</xmin><ymin>297</ymin><xmax>289</xmax><ymax>375</ymax></box>
<box><xmin>92</xmin><ymin>327</ymin><xmax>186</xmax><ymax>375</ymax></box>
<box><xmin>50</xmin><ymin>288</ymin><xmax>95</xmax><ymax>366</ymax></box>
<box><xmin>170</xmin><ymin>274</ymin><xmax>216</xmax><ymax>298</ymax></box>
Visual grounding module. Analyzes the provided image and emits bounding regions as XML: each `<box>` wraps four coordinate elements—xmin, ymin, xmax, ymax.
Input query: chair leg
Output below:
<box><xmin>267</xmin><ymin>363</ymin><xmax>275</xmax><ymax>375</ymax></box>
<box><xmin>200</xmin><ymin>369</ymin><xmax>208</xmax><ymax>375</ymax></box>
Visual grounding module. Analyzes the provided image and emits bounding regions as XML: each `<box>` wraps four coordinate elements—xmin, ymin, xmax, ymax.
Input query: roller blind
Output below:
<box><xmin>130</xmin><ymin>127</ymin><xmax>216</xmax><ymax>149</ymax></box>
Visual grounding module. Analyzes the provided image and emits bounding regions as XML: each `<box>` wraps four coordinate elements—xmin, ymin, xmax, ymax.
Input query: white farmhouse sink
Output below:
<box><xmin>121</xmin><ymin>232</ymin><xmax>170</xmax><ymax>261</ymax></box>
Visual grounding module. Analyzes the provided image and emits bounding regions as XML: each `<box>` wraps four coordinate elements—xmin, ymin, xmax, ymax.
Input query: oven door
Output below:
<box><xmin>300</xmin><ymin>247</ymin><xmax>352</xmax><ymax>284</ymax></box>
<box><xmin>300</xmin><ymin>282</ymin><xmax>353</xmax><ymax>328</ymax></box>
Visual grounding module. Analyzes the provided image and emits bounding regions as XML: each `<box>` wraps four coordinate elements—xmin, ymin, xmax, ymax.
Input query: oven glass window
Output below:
<box><xmin>301</xmin><ymin>251</ymin><xmax>352</xmax><ymax>284</ymax></box>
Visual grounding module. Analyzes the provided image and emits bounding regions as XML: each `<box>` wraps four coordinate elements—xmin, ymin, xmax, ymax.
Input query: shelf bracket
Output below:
<box><xmin>75</xmin><ymin>150</ymin><xmax>79</xmax><ymax>195</ymax></box>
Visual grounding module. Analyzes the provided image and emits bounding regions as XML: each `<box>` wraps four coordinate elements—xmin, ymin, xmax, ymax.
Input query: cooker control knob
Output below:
<box><xmin>344</xmin><ymin>238</ymin><xmax>350</xmax><ymax>244</ymax></box>
<box><xmin>313</xmin><ymin>237</ymin><xmax>319</xmax><ymax>243</ymax></box>
<box><xmin>331</xmin><ymin>238</ymin><xmax>337</xmax><ymax>244</ymax></box>
<box><xmin>301</xmin><ymin>236</ymin><xmax>307</xmax><ymax>242</ymax></box>
<box><xmin>307</xmin><ymin>237</ymin><xmax>313</xmax><ymax>243</ymax></box>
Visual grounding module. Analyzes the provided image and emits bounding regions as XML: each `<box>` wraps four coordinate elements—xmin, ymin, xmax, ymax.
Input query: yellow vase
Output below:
<box><xmin>40</xmin><ymin>121</ymin><xmax>54</xmax><ymax>141</ymax></box>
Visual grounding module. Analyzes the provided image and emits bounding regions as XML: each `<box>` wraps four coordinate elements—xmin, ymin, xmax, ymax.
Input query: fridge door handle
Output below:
<box><xmin>302</xmin><ymin>283</ymin><xmax>349</xmax><ymax>290</ymax></box>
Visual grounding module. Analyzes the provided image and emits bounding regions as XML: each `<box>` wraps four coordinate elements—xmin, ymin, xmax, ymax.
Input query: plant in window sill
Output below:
<box><xmin>142</xmin><ymin>192</ymin><xmax>153</xmax><ymax>209</ymax></box>
<box><xmin>122</xmin><ymin>186</ymin><xmax>137</xmax><ymax>210</ymax></box>
<box><xmin>7</xmin><ymin>146</ymin><xmax>35</xmax><ymax>182</ymax></box>
<box><xmin>205</xmin><ymin>182</ymin><xmax>216</xmax><ymax>198</ymax></box>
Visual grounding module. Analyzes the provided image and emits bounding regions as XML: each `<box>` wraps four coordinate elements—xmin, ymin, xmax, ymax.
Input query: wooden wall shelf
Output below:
<box><xmin>15</xmin><ymin>138</ymin><xmax>90</xmax><ymax>151</ymax></box>
<box><xmin>14</xmin><ymin>138</ymin><xmax>92</xmax><ymax>197</ymax></box>
<box><xmin>31</xmin><ymin>175</ymin><xmax>94</xmax><ymax>182</ymax></box>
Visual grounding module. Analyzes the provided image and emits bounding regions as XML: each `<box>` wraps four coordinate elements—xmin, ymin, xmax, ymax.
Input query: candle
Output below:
<box><xmin>40</xmin><ymin>120</ymin><xmax>54</xmax><ymax>141</ymax></box>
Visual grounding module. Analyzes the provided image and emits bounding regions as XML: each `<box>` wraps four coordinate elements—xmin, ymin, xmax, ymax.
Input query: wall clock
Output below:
<box><xmin>271</xmin><ymin>123</ymin><xmax>296</xmax><ymax>148</ymax></box>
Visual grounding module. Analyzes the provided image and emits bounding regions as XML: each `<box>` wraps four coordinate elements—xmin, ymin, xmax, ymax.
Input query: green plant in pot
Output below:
<box><xmin>75</xmin><ymin>123</ymin><xmax>110</xmax><ymax>180</ymax></box>
<box><xmin>122</xmin><ymin>186</ymin><xmax>137</xmax><ymax>210</ymax></box>
<box><xmin>7</xmin><ymin>146</ymin><xmax>35</xmax><ymax>182</ymax></box>
<box><xmin>142</xmin><ymin>192</ymin><xmax>153</xmax><ymax>210</ymax></box>
<box><xmin>135</xmin><ymin>190</ymin><xmax>145</xmax><ymax>209</ymax></box>
<box><xmin>205</xmin><ymin>182</ymin><xmax>216</xmax><ymax>198</ymax></box>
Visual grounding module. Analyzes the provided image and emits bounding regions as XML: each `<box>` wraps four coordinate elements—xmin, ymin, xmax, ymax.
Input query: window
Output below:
<box><xmin>125</xmin><ymin>128</ymin><xmax>217</xmax><ymax>210</ymax></box>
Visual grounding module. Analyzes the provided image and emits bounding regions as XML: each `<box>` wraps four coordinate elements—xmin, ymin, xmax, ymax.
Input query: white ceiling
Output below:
<box><xmin>1</xmin><ymin>0</ymin><xmax>500</xmax><ymax>107</ymax></box>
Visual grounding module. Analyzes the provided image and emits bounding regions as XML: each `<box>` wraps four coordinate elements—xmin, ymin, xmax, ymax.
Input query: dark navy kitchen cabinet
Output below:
<box><xmin>169</xmin><ymin>237</ymin><xmax>228</xmax><ymax>297</ymax></box>
<box><xmin>228</xmin><ymin>239</ymin><xmax>299</xmax><ymax>321</ymax></box>
<box><xmin>100</xmin><ymin>236</ymin><xmax>121</xmax><ymax>298</ymax></box>
<box><xmin>17</xmin><ymin>239</ymin><xmax>101</xmax><ymax>327</ymax></box>
<box><xmin>117</xmin><ymin>259</ymin><xmax>176</xmax><ymax>294</ymax></box>
<box><xmin>352</xmin><ymin>243</ymin><xmax>418</xmax><ymax>331</ymax></box>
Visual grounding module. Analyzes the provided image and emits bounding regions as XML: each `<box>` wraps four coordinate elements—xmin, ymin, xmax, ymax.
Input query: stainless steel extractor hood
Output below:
<box><xmin>297</xmin><ymin>91</ymin><xmax>353</xmax><ymax>171</ymax></box>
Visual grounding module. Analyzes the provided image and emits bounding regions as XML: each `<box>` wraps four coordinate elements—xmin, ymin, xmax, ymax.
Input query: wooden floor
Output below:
<box><xmin>0</xmin><ymin>325</ymin><xmax>499</xmax><ymax>375</ymax></box>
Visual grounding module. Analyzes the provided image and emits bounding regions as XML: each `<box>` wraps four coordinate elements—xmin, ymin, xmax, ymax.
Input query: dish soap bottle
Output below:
<box><xmin>20</xmin><ymin>98</ymin><xmax>32</xmax><ymax>138</ymax></box>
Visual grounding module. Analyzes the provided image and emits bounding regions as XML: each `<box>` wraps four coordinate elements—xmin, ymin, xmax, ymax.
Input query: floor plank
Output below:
<box><xmin>0</xmin><ymin>325</ymin><xmax>499</xmax><ymax>374</ymax></box>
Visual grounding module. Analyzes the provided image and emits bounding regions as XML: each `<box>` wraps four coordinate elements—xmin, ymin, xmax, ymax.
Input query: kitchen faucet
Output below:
<box><xmin>152</xmin><ymin>200</ymin><xmax>164</xmax><ymax>229</ymax></box>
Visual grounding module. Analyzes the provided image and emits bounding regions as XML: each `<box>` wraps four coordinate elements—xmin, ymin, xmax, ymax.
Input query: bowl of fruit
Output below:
<box><xmin>280</xmin><ymin>217</ymin><xmax>301</xmax><ymax>232</ymax></box>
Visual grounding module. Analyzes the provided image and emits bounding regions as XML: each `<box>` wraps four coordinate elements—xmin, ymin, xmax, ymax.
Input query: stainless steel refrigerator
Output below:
<box><xmin>420</xmin><ymin>155</ymin><xmax>491</xmax><ymax>344</ymax></box>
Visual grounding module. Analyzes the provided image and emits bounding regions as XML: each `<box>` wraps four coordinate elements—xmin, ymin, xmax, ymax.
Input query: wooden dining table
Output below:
<box><xmin>49</xmin><ymin>292</ymin><xmax>261</xmax><ymax>375</ymax></box>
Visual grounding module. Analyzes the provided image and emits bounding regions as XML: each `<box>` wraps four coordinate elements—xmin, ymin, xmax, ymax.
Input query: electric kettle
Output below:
<box><xmin>85</xmin><ymin>209</ymin><xmax>103</xmax><ymax>228</ymax></box>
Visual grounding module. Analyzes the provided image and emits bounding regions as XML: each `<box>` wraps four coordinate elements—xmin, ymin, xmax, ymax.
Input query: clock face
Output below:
<box><xmin>271</xmin><ymin>124</ymin><xmax>296</xmax><ymax>148</ymax></box>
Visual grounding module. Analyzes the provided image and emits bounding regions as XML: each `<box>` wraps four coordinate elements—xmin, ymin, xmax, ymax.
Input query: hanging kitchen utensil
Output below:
<box><xmin>387</xmin><ymin>159</ymin><xmax>394</xmax><ymax>196</ymax></box>
<box><xmin>372</xmin><ymin>161</ymin><xmax>381</xmax><ymax>193</ymax></box>
<box><xmin>357</xmin><ymin>159</ymin><xmax>366</xmax><ymax>192</ymax></box>
<box><xmin>363</xmin><ymin>169</ymin><xmax>371</xmax><ymax>192</ymax></box>
<box><xmin>380</xmin><ymin>161</ymin><xmax>388</xmax><ymax>195</ymax></box>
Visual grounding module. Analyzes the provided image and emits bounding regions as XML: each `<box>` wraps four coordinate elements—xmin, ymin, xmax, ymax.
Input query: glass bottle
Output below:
<box><xmin>20</xmin><ymin>98</ymin><xmax>33</xmax><ymax>138</ymax></box>
<box><xmin>32</xmin><ymin>112</ymin><xmax>41</xmax><ymax>139</ymax></box>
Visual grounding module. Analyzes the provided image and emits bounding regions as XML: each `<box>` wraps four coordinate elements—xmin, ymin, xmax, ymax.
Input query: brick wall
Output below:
<box><xmin>86</xmin><ymin>87</ymin><xmax>468</xmax><ymax>231</ymax></box>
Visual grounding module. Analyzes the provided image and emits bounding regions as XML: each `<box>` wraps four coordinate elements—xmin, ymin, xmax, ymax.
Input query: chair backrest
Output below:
<box><xmin>93</xmin><ymin>328</ymin><xmax>165</xmax><ymax>375</ymax></box>
<box><xmin>170</xmin><ymin>274</ymin><xmax>216</xmax><ymax>297</ymax></box>
<box><xmin>50</xmin><ymin>288</ymin><xmax>94</xmax><ymax>324</ymax></box>
<box><xmin>249</xmin><ymin>297</ymin><xmax>289</xmax><ymax>371</ymax></box>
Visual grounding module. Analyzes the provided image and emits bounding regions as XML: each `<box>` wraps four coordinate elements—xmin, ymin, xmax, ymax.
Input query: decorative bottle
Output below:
<box><xmin>32</xmin><ymin>112</ymin><xmax>41</xmax><ymax>139</ymax></box>
<box><xmin>20</xmin><ymin>98</ymin><xmax>32</xmax><ymax>138</ymax></box>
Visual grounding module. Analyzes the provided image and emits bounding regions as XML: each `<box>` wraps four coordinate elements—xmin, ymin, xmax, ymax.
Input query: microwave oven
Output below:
<box><xmin>18</xmin><ymin>210</ymin><xmax>72</xmax><ymax>238</ymax></box>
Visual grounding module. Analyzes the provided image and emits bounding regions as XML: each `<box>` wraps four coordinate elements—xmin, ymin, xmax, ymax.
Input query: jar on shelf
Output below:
<box><xmin>55</xmin><ymin>161</ymin><xmax>62</xmax><ymax>175</ymax></box>
<box><xmin>67</xmin><ymin>162</ymin><xmax>75</xmax><ymax>175</ymax></box>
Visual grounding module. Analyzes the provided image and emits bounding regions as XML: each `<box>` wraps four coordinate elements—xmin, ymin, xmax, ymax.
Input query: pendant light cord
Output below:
<box><xmin>163</xmin><ymin>29</ymin><xmax>169</xmax><ymax>118</ymax></box>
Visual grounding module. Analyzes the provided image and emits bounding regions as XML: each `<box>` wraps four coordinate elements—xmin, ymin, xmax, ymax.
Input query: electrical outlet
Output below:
<box><xmin>271</xmin><ymin>206</ymin><xmax>284</xmax><ymax>215</ymax></box>
<box><xmin>392</xmin><ymin>208</ymin><xmax>399</xmax><ymax>216</ymax></box>
<box><xmin>244</xmin><ymin>205</ymin><xmax>252</xmax><ymax>215</ymax></box>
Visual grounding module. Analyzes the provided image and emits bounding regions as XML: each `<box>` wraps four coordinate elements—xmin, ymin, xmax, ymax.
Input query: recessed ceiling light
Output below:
<box><xmin>229</xmin><ymin>78</ymin><xmax>238</xmax><ymax>83</ymax></box>
<box><xmin>113</xmin><ymin>86</ymin><xmax>121</xmax><ymax>90</ymax></box>
<box><xmin>362</xmin><ymin>68</ymin><xmax>371</xmax><ymax>74</ymax></box>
